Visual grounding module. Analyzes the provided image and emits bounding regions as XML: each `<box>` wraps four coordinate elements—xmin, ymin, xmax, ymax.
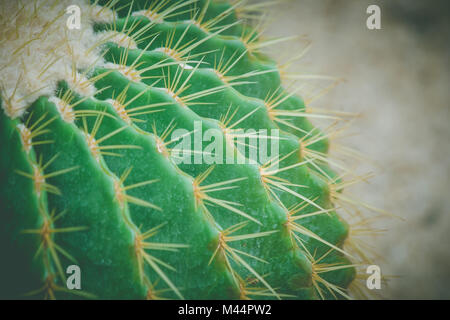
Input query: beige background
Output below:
<box><xmin>262</xmin><ymin>0</ymin><xmax>450</xmax><ymax>299</ymax></box>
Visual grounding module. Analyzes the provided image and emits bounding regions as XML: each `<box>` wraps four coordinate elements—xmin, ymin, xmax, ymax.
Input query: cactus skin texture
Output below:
<box><xmin>0</xmin><ymin>0</ymin><xmax>362</xmax><ymax>300</ymax></box>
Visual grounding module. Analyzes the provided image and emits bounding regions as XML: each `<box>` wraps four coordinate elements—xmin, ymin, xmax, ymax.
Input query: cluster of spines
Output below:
<box><xmin>0</xmin><ymin>0</ymin><xmax>388</xmax><ymax>300</ymax></box>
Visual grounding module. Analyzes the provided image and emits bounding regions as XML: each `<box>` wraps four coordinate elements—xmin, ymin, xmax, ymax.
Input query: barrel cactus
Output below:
<box><xmin>0</xmin><ymin>0</ymin><xmax>377</xmax><ymax>299</ymax></box>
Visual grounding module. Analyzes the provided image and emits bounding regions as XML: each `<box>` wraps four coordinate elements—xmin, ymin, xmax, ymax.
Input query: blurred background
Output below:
<box><xmin>263</xmin><ymin>0</ymin><xmax>449</xmax><ymax>299</ymax></box>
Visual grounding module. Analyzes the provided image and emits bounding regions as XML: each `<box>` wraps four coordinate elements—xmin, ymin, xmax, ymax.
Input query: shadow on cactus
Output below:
<box><xmin>0</xmin><ymin>0</ymin><xmax>385</xmax><ymax>299</ymax></box>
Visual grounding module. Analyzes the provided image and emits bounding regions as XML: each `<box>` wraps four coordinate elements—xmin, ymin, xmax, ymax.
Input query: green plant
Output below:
<box><xmin>0</xmin><ymin>0</ymin><xmax>376</xmax><ymax>299</ymax></box>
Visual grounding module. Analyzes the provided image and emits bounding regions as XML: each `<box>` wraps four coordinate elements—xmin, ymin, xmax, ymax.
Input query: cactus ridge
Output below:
<box><xmin>0</xmin><ymin>0</ymin><xmax>378</xmax><ymax>300</ymax></box>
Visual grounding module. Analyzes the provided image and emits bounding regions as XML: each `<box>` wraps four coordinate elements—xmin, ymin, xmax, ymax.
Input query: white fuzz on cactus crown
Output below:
<box><xmin>0</xmin><ymin>0</ymin><xmax>113</xmax><ymax>119</ymax></box>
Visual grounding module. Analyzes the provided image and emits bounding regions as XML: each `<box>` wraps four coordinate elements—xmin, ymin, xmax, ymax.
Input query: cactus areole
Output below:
<box><xmin>0</xmin><ymin>0</ymin><xmax>370</xmax><ymax>300</ymax></box>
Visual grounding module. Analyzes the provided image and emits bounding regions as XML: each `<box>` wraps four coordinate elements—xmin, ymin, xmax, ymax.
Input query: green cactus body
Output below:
<box><xmin>0</xmin><ymin>0</ymin><xmax>362</xmax><ymax>299</ymax></box>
